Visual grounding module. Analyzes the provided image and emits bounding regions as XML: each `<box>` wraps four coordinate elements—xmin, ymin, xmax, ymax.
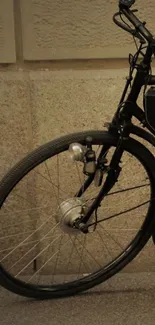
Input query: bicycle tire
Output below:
<box><xmin>0</xmin><ymin>130</ymin><xmax>155</xmax><ymax>299</ymax></box>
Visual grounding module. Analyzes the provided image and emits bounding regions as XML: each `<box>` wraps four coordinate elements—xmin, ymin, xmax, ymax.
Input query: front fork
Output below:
<box><xmin>74</xmin><ymin>120</ymin><xmax>130</xmax><ymax>231</ymax></box>
<box><xmin>81</xmin><ymin>136</ymin><xmax>124</xmax><ymax>225</ymax></box>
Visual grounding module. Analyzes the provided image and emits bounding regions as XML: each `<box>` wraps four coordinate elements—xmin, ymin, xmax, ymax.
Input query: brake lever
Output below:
<box><xmin>113</xmin><ymin>9</ymin><xmax>146</xmax><ymax>44</ymax></box>
<box><xmin>113</xmin><ymin>9</ymin><xmax>137</xmax><ymax>29</ymax></box>
<box><xmin>113</xmin><ymin>11</ymin><xmax>134</xmax><ymax>33</ymax></box>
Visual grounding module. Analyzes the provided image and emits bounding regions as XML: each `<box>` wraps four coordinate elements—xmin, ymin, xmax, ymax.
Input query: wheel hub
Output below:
<box><xmin>56</xmin><ymin>198</ymin><xmax>86</xmax><ymax>234</ymax></box>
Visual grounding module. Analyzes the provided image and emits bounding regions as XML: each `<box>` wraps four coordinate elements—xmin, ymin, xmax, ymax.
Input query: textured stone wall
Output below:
<box><xmin>0</xmin><ymin>0</ymin><xmax>155</xmax><ymax>62</ymax></box>
<box><xmin>20</xmin><ymin>0</ymin><xmax>155</xmax><ymax>60</ymax></box>
<box><xmin>0</xmin><ymin>0</ymin><xmax>16</xmax><ymax>63</ymax></box>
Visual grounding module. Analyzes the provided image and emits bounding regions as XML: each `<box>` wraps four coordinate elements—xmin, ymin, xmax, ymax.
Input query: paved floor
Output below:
<box><xmin>1</xmin><ymin>273</ymin><xmax>155</xmax><ymax>325</ymax></box>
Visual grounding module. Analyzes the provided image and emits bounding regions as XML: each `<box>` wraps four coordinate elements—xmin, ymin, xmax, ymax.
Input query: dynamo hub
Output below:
<box><xmin>56</xmin><ymin>198</ymin><xmax>92</xmax><ymax>234</ymax></box>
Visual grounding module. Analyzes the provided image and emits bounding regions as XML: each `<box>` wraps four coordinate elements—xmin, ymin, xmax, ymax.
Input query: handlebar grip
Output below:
<box><xmin>121</xmin><ymin>8</ymin><xmax>153</xmax><ymax>42</ymax></box>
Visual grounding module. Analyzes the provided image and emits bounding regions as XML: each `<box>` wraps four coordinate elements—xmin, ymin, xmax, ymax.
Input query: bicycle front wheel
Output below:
<box><xmin>0</xmin><ymin>130</ymin><xmax>155</xmax><ymax>299</ymax></box>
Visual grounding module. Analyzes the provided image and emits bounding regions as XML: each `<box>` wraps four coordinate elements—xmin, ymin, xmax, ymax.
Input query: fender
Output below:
<box><xmin>127</xmin><ymin>124</ymin><xmax>155</xmax><ymax>243</ymax></box>
<box><xmin>128</xmin><ymin>124</ymin><xmax>155</xmax><ymax>147</ymax></box>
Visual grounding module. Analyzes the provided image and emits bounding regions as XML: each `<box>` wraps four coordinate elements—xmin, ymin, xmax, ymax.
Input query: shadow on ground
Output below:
<box><xmin>1</xmin><ymin>273</ymin><xmax>155</xmax><ymax>325</ymax></box>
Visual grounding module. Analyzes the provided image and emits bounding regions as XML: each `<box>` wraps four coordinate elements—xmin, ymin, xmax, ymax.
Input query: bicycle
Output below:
<box><xmin>1</xmin><ymin>0</ymin><xmax>155</xmax><ymax>299</ymax></box>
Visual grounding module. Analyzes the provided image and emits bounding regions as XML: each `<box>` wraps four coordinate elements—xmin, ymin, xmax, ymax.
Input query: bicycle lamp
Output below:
<box><xmin>69</xmin><ymin>143</ymin><xmax>86</xmax><ymax>162</ymax></box>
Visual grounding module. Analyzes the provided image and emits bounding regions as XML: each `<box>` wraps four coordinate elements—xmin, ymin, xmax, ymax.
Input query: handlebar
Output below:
<box><xmin>121</xmin><ymin>7</ymin><xmax>153</xmax><ymax>43</ymax></box>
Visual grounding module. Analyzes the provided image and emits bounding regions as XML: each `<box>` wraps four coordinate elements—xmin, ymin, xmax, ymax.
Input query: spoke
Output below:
<box><xmin>15</xmin><ymin>233</ymin><xmax>62</xmax><ymax>277</ymax></box>
<box><xmin>35</xmin><ymin>223</ymin><xmax>62</xmax><ymax>284</ymax></box>
<box><xmin>27</xmin><ymin>236</ymin><xmax>71</xmax><ymax>282</ymax></box>
<box><xmin>0</xmin><ymin>234</ymin><xmax>60</xmax><ymax>254</ymax></box>
<box><xmin>88</xmin><ymin>198</ymin><xmax>152</xmax><ymax>228</ymax></box>
<box><xmin>0</xmin><ymin>213</ymin><xmax>58</xmax><ymax>262</ymax></box>
<box><xmin>51</xmin><ymin>234</ymin><xmax>65</xmax><ymax>283</ymax></box>
<box><xmin>0</xmin><ymin>205</ymin><xmax>55</xmax><ymax>216</ymax></box>
<box><xmin>8</xmin><ymin>192</ymin><xmax>34</xmax><ymax>205</ymax></box>
<box><xmin>45</xmin><ymin>162</ymin><xmax>61</xmax><ymax>208</ymax></box>
<box><xmin>8</xmin><ymin>224</ymin><xmax>60</xmax><ymax>272</ymax></box>
<box><xmin>0</xmin><ymin>218</ymin><xmax>39</xmax><ymax>231</ymax></box>
<box><xmin>84</xmin><ymin>182</ymin><xmax>149</xmax><ymax>204</ymax></box>
<box><xmin>34</xmin><ymin>170</ymin><xmax>67</xmax><ymax>196</ymax></box>
<box><xmin>0</xmin><ymin>231</ymin><xmax>32</xmax><ymax>240</ymax></box>
<box><xmin>68</xmin><ymin>235</ymin><xmax>90</xmax><ymax>274</ymax></box>
<box><xmin>76</xmin><ymin>236</ymin><xmax>101</xmax><ymax>268</ymax></box>
<box><xmin>77</xmin><ymin>235</ymin><xmax>87</xmax><ymax>278</ymax></box>
<box><xmin>96</xmin><ymin>229</ymin><xmax>113</xmax><ymax>260</ymax></box>
<box><xmin>11</xmin><ymin>182</ymin><xmax>58</xmax><ymax>203</ymax></box>
<box><xmin>27</xmin><ymin>183</ymin><xmax>57</xmax><ymax>196</ymax></box>
<box><xmin>108</xmin><ymin>183</ymin><xmax>150</xmax><ymax>197</ymax></box>
<box><xmin>57</xmin><ymin>155</ymin><xmax>60</xmax><ymax>202</ymax></box>
<box><xmin>63</xmin><ymin>235</ymin><xmax>77</xmax><ymax>281</ymax></box>
<box><xmin>100</xmin><ymin>224</ymin><xmax>123</xmax><ymax>251</ymax></box>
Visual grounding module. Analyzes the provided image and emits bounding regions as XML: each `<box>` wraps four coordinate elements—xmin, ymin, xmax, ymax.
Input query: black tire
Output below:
<box><xmin>0</xmin><ymin>130</ymin><xmax>155</xmax><ymax>299</ymax></box>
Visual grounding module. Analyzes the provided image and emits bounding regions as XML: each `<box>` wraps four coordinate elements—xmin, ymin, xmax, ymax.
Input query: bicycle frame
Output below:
<box><xmin>74</xmin><ymin>5</ymin><xmax>155</xmax><ymax>233</ymax></box>
<box><xmin>80</xmin><ymin>35</ymin><xmax>155</xmax><ymax>229</ymax></box>
<box><xmin>110</xmin><ymin>43</ymin><xmax>155</xmax><ymax>134</ymax></box>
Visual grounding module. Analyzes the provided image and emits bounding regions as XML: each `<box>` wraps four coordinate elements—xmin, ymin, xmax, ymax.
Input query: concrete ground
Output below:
<box><xmin>1</xmin><ymin>272</ymin><xmax>155</xmax><ymax>325</ymax></box>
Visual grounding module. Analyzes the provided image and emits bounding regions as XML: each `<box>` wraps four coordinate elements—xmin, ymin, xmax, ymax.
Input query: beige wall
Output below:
<box><xmin>0</xmin><ymin>0</ymin><xmax>16</xmax><ymax>63</ymax></box>
<box><xmin>0</xmin><ymin>0</ymin><xmax>155</xmax><ymax>277</ymax></box>
<box><xmin>0</xmin><ymin>0</ymin><xmax>155</xmax><ymax>62</ymax></box>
